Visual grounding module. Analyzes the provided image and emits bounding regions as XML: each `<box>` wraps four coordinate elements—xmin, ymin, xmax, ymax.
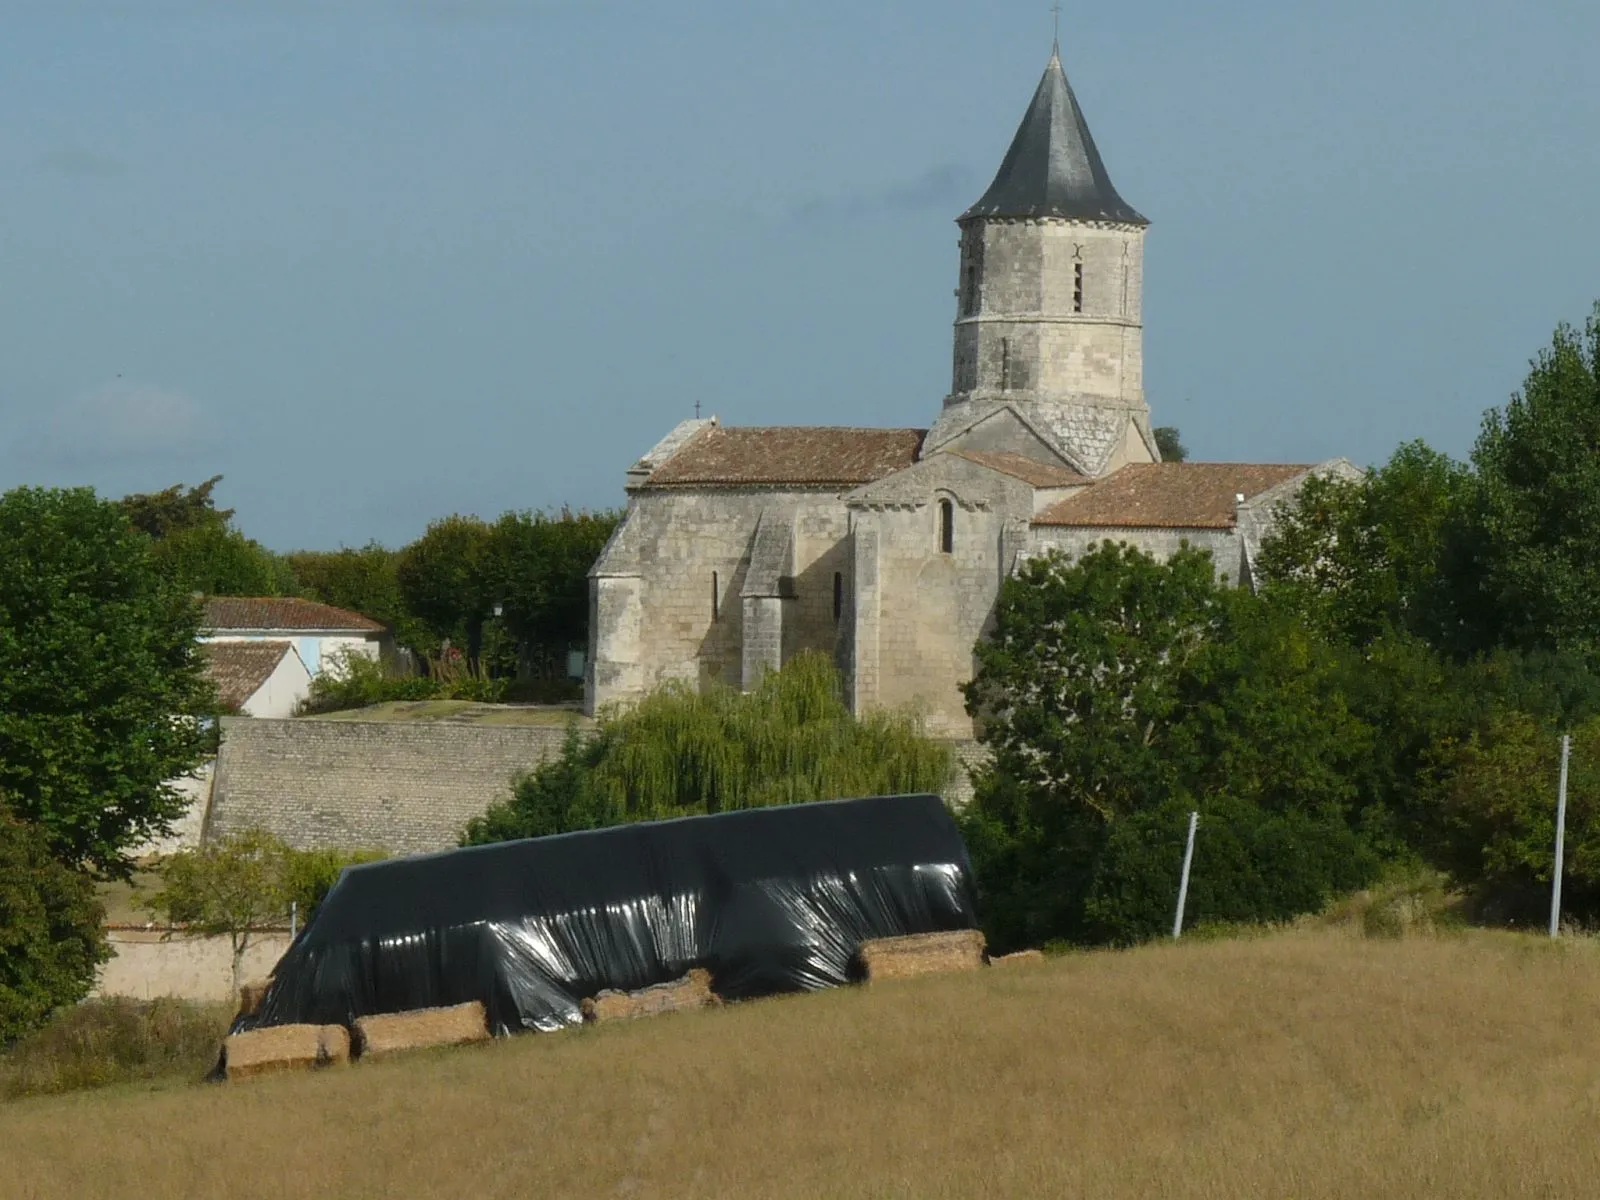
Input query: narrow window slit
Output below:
<box><xmin>939</xmin><ymin>499</ymin><xmax>954</xmax><ymax>555</ymax></box>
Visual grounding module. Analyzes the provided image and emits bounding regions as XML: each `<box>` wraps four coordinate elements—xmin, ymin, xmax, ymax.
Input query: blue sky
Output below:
<box><xmin>2</xmin><ymin>0</ymin><xmax>1596</xmax><ymax>550</ymax></box>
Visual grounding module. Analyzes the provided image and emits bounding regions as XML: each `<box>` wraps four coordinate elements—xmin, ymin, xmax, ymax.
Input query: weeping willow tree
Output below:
<box><xmin>462</xmin><ymin>652</ymin><xmax>953</xmax><ymax>844</ymax></box>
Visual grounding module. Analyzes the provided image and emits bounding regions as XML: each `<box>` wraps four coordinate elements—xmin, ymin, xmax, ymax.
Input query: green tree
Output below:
<box><xmin>0</xmin><ymin>803</ymin><xmax>110</xmax><ymax>1045</ymax></box>
<box><xmin>463</xmin><ymin>652</ymin><xmax>952</xmax><ymax>844</ymax></box>
<box><xmin>1428</xmin><ymin>712</ymin><xmax>1600</xmax><ymax>918</ymax></box>
<box><xmin>396</xmin><ymin>515</ymin><xmax>497</xmax><ymax>663</ymax></box>
<box><xmin>489</xmin><ymin>508</ymin><xmax>620</xmax><ymax>678</ymax></box>
<box><xmin>1153</xmin><ymin>426</ymin><xmax>1188</xmax><ymax>462</ymax></box>
<box><xmin>1468</xmin><ymin>304</ymin><xmax>1600</xmax><ymax>656</ymax></box>
<box><xmin>143</xmin><ymin>830</ymin><xmax>290</xmax><ymax>995</ymax></box>
<box><xmin>286</xmin><ymin>542</ymin><xmax>426</xmax><ymax>649</ymax></box>
<box><xmin>1256</xmin><ymin>442</ymin><xmax>1472</xmax><ymax>648</ymax></box>
<box><xmin>121</xmin><ymin>477</ymin><xmax>295</xmax><ymax>597</ymax></box>
<box><xmin>0</xmin><ymin>487</ymin><xmax>216</xmax><ymax>874</ymax></box>
<box><xmin>960</xmin><ymin>543</ymin><xmax>1380</xmax><ymax>950</ymax></box>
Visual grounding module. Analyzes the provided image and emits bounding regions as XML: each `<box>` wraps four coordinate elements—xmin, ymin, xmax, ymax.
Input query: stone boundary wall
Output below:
<box><xmin>206</xmin><ymin>716</ymin><xmax>980</xmax><ymax>858</ymax></box>
<box><xmin>95</xmin><ymin>928</ymin><xmax>294</xmax><ymax>1004</ymax></box>
<box><xmin>208</xmin><ymin>717</ymin><xmax>582</xmax><ymax>855</ymax></box>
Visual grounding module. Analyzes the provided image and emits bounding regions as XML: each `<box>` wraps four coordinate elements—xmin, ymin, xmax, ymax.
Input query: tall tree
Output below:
<box><xmin>489</xmin><ymin>508</ymin><xmax>620</xmax><ymax>676</ymax></box>
<box><xmin>1468</xmin><ymin>303</ymin><xmax>1600</xmax><ymax>656</ymax></box>
<box><xmin>1256</xmin><ymin>441</ymin><xmax>1472</xmax><ymax>649</ymax></box>
<box><xmin>395</xmin><ymin>515</ymin><xmax>498</xmax><ymax>663</ymax></box>
<box><xmin>121</xmin><ymin>477</ymin><xmax>294</xmax><ymax>597</ymax></box>
<box><xmin>0</xmin><ymin>487</ymin><xmax>216</xmax><ymax>874</ymax></box>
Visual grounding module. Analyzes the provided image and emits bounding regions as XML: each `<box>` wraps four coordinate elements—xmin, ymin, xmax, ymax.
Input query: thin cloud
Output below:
<box><xmin>791</xmin><ymin>163</ymin><xmax>978</xmax><ymax>227</ymax></box>
<box><xmin>24</xmin><ymin>380</ymin><xmax>220</xmax><ymax>466</ymax></box>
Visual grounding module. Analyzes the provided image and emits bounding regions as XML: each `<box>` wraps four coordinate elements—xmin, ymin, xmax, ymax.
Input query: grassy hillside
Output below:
<box><xmin>6</xmin><ymin>930</ymin><xmax>1600</xmax><ymax>1198</ymax></box>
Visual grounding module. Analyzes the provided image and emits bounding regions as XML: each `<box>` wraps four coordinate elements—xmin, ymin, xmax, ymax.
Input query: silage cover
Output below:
<box><xmin>237</xmin><ymin>793</ymin><xmax>978</xmax><ymax>1035</ymax></box>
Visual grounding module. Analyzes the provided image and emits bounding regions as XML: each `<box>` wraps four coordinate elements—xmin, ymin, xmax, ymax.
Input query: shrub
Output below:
<box><xmin>296</xmin><ymin>649</ymin><xmax>508</xmax><ymax>715</ymax></box>
<box><xmin>0</xmin><ymin>808</ymin><xmax>109</xmax><ymax>1047</ymax></box>
<box><xmin>0</xmin><ymin>997</ymin><xmax>232</xmax><ymax>1099</ymax></box>
<box><xmin>1079</xmin><ymin>797</ymin><xmax>1382</xmax><ymax>946</ymax></box>
<box><xmin>282</xmin><ymin>846</ymin><xmax>387</xmax><ymax>921</ymax></box>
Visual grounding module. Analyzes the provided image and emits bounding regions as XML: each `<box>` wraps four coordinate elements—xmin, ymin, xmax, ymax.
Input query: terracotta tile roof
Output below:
<box><xmin>1032</xmin><ymin>463</ymin><xmax>1311</xmax><ymax>529</ymax></box>
<box><xmin>201</xmin><ymin>641</ymin><xmax>298</xmax><ymax>711</ymax></box>
<box><xmin>947</xmin><ymin>449</ymin><xmax>1086</xmax><ymax>488</ymax></box>
<box><xmin>645</xmin><ymin>425</ymin><xmax>926</xmax><ymax>488</ymax></box>
<box><xmin>202</xmin><ymin>597</ymin><xmax>386</xmax><ymax>633</ymax></box>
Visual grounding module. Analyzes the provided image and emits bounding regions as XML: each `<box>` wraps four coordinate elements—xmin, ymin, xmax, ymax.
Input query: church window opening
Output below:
<box><xmin>939</xmin><ymin>499</ymin><xmax>954</xmax><ymax>555</ymax></box>
<box><xmin>833</xmin><ymin>572</ymin><xmax>843</xmax><ymax>622</ymax></box>
<box><xmin>1000</xmin><ymin>338</ymin><xmax>1010</xmax><ymax>391</ymax></box>
<box><xmin>712</xmin><ymin>572</ymin><xmax>720</xmax><ymax>621</ymax></box>
<box><xmin>1073</xmin><ymin>262</ymin><xmax>1084</xmax><ymax>313</ymax></box>
<box><xmin>962</xmin><ymin>265</ymin><xmax>979</xmax><ymax>316</ymax></box>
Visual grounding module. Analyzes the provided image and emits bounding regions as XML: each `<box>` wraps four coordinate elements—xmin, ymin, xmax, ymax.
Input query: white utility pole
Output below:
<box><xmin>1550</xmin><ymin>734</ymin><xmax>1571</xmax><ymax>939</ymax></box>
<box><xmin>1173</xmin><ymin>810</ymin><xmax>1199</xmax><ymax>939</ymax></box>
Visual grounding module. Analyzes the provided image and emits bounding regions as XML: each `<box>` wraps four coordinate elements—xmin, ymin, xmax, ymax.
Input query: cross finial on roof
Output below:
<box><xmin>1051</xmin><ymin>1</ymin><xmax>1062</xmax><ymax>54</ymax></box>
<box><xmin>694</xmin><ymin>399</ymin><xmax>702</xmax><ymax>419</ymax></box>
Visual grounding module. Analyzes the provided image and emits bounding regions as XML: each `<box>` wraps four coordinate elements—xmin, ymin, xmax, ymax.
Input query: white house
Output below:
<box><xmin>201</xmin><ymin>597</ymin><xmax>388</xmax><ymax>678</ymax></box>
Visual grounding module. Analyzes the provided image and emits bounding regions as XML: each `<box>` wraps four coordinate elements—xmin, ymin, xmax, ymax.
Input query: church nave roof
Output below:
<box><xmin>644</xmin><ymin>425</ymin><xmax>926</xmax><ymax>489</ymax></box>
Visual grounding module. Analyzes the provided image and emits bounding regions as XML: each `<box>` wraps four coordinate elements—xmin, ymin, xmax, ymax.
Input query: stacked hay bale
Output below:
<box><xmin>354</xmin><ymin>1002</ymin><xmax>491</xmax><ymax>1059</ymax></box>
<box><xmin>858</xmin><ymin>930</ymin><xmax>987</xmax><ymax>982</ymax></box>
<box><xmin>223</xmin><ymin>1024</ymin><xmax>350</xmax><ymax>1081</ymax></box>
<box><xmin>582</xmin><ymin>969</ymin><xmax>717</xmax><ymax>1023</ymax></box>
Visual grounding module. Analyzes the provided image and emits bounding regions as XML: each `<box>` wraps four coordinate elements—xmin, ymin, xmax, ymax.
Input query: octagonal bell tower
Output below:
<box><xmin>925</xmin><ymin>41</ymin><xmax>1156</xmax><ymax>475</ymax></box>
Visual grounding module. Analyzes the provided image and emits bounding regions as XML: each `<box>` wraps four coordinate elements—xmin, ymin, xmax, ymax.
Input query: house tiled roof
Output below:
<box><xmin>1032</xmin><ymin>463</ymin><xmax>1310</xmax><ymax>529</ymax></box>
<box><xmin>202</xmin><ymin>597</ymin><xmax>386</xmax><ymax>633</ymax></box>
<box><xmin>645</xmin><ymin>426</ymin><xmax>926</xmax><ymax>488</ymax></box>
<box><xmin>202</xmin><ymin>641</ymin><xmax>298</xmax><ymax>712</ymax></box>
<box><xmin>948</xmin><ymin>449</ymin><xmax>1086</xmax><ymax>488</ymax></box>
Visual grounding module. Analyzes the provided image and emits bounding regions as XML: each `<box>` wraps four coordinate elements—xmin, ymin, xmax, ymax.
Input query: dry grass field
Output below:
<box><xmin>6</xmin><ymin>929</ymin><xmax>1600</xmax><ymax>1199</ymax></box>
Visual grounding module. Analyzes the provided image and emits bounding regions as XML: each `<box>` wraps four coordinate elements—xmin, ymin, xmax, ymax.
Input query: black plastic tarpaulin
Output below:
<box><xmin>238</xmin><ymin>793</ymin><xmax>978</xmax><ymax>1036</ymax></box>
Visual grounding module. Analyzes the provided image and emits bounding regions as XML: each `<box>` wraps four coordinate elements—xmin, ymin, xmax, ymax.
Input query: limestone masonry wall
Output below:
<box><xmin>208</xmin><ymin>718</ymin><xmax>581</xmax><ymax>854</ymax></box>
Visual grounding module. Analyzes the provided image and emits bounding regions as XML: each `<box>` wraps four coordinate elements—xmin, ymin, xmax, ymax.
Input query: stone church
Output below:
<box><xmin>586</xmin><ymin>42</ymin><xmax>1351</xmax><ymax>738</ymax></box>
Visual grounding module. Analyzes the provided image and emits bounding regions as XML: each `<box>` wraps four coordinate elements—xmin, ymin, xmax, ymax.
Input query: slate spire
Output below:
<box><xmin>963</xmin><ymin>44</ymin><xmax>1146</xmax><ymax>224</ymax></box>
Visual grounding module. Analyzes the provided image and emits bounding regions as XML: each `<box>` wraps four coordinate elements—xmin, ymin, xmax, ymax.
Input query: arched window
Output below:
<box><xmin>833</xmin><ymin>572</ymin><xmax>844</xmax><ymax>622</ymax></box>
<box><xmin>939</xmin><ymin>499</ymin><xmax>954</xmax><ymax>555</ymax></box>
<box><xmin>712</xmin><ymin>571</ymin><xmax>720</xmax><ymax>621</ymax></box>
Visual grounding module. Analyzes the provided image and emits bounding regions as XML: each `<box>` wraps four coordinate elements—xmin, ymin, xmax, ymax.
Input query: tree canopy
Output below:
<box><xmin>0</xmin><ymin>487</ymin><xmax>216</xmax><ymax>874</ymax></box>
<box><xmin>120</xmin><ymin>477</ymin><xmax>295</xmax><ymax>597</ymax></box>
<box><xmin>959</xmin><ymin>544</ymin><xmax>1379</xmax><ymax>949</ymax></box>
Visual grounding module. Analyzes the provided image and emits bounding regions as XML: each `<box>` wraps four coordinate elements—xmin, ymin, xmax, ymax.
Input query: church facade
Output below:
<box><xmin>586</xmin><ymin>44</ymin><xmax>1351</xmax><ymax>737</ymax></box>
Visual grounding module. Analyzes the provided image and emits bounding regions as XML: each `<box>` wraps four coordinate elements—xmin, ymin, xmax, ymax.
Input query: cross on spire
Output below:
<box><xmin>1051</xmin><ymin>1</ymin><xmax>1061</xmax><ymax>50</ymax></box>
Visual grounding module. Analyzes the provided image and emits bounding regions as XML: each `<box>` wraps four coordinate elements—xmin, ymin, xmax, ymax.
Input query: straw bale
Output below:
<box><xmin>989</xmin><ymin>949</ymin><xmax>1047</xmax><ymax>968</ymax></box>
<box><xmin>237</xmin><ymin>978</ymin><xmax>273</xmax><ymax>1017</ymax></box>
<box><xmin>858</xmin><ymin>930</ymin><xmax>987</xmax><ymax>983</ymax></box>
<box><xmin>581</xmin><ymin>968</ymin><xmax>716</xmax><ymax>1024</ymax></box>
<box><xmin>354</xmin><ymin>1001</ymin><xmax>491</xmax><ymax>1059</ymax></box>
<box><xmin>224</xmin><ymin>1024</ymin><xmax>350</xmax><ymax>1081</ymax></box>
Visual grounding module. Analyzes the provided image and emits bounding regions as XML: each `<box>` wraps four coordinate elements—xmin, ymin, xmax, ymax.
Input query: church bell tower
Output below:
<box><xmin>925</xmin><ymin>41</ymin><xmax>1156</xmax><ymax>475</ymax></box>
